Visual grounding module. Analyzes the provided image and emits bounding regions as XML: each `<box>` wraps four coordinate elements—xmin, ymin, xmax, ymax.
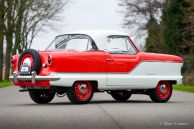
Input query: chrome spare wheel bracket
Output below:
<box><xmin>31</xmin><ymin>71</ymin><xmax>36</xmax><ymax>84</ymax></box>
<box><xmin>13</xmin><ymin>72</ymin><xmax>18</xmax><ymax>83</ymax></box>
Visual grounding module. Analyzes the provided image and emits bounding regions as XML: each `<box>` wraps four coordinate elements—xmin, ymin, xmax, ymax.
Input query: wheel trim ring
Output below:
<box><xmin>156</xmin><ymin>81</ymin><xmax>171</xmax><ymax>99</ymax></box>
<box><xmin>74</xmin><ymin>81</ymin><xmax>92</xmax><ymax>101</ymax></box>
<box><xmin>21</xmin><ymin>54</ymin><xmax>34</xmax><ymax>68</ymax></box>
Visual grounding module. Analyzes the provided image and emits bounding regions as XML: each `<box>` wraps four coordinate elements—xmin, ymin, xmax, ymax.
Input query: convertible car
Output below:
<box><xmin>9</xmin><ymin>30</ymin><xmax>183</xmax><ymax>104</ymax></box>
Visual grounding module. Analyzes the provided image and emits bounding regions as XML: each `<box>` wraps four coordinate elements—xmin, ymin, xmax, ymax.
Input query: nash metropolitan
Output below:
<box><xmin>9</xmin><ymin>30</ymin><xmax>183</xmax><ymax>104</ymax></box>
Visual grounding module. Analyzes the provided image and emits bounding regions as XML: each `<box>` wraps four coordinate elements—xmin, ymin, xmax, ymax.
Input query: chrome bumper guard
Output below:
<box><xmin>9</xmin><ymin>71</ymin><xmax>60</xmax><ymax>84</ymax></box>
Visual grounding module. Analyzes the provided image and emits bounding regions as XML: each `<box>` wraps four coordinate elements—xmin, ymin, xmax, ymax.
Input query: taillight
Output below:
<box><xmin>48</xmin><ymin>54</ymin><xmax>52</xmax><ymax>65</ymax></box>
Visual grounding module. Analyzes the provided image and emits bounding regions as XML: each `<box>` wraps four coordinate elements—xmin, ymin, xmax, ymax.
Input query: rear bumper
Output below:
<box><xmin>9</xmin><ymin>72</ymin><xmax>60</xmax><ymax>84</ymax></box>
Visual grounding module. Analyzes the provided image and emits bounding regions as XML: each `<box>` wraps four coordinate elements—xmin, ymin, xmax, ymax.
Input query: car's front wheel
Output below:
<box><xmin>29</xmin><ymin>90</ymin><xmax>55</xmax><ymax>104</ymax></box>
<box><xmin>149</xmin><ymin>81</ymin><xmax>172</xmax><ymax>103</ymax></box>
<box><xmin>110</xmin><ymin>90</ymin><xmax>131</xmax><ymax>101</ymax></box>
<box><xmin>67</xmin><ymin>81</ymin><xmax>94</xmax><ymax>104</ymax></box>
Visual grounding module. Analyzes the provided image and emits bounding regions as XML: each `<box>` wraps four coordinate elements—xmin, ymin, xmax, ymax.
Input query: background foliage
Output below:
<box><xmin>121</xmin><ymin>0</ymin><xmax>194</xmax><ymax>85</ymax></box>
<box><xmin>0</xmin><ymin>0</ymin><xmax>68</xmax><ymax>81</ymax></box>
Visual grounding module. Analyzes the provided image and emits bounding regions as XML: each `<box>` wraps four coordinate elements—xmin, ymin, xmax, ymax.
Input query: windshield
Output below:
<box><xmin>46</xmin><ymin>34</ymin><xmax>98</xmax><ymax>51</ymax></box>
<box><xmin>105</xmin><ymin>35</ymin><xmax>137</xmax><ymax>54</ymax></box>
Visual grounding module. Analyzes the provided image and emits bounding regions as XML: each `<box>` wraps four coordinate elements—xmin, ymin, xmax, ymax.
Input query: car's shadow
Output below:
<box><xmin>8</xmin><ymin>99</ymin><xmax>179</xmax><ymax>107</ymax></box>
<box><xmin>46</xmin><ymin>100</ymin><xmax>154</xmax><ymax>105</ymax></box>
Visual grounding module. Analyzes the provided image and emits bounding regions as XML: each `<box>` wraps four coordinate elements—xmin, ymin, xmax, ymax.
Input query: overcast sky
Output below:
<box><xmin>31</xmin><ymin>0</ymin><xmax>144</xmax><ymax>50</ymax></box>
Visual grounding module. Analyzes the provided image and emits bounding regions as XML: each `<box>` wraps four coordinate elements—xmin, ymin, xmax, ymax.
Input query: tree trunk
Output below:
<box><xmin>0</xmin><ymin>25</ymin><xmax>4</xmax><ymax>81</ymax></box>
<box><xmin>5</xmin><ymin>32</ymin><xmax>13</xmax><ymax>80</ymax></box>
<box><xmin>0</xmin><ymin>0</ymin><xmax>5</xmax><ymax>81</ymax></box>
<box><xmin>4</xmin><ymin>0</ymin><xmax>14</xmax><ymax>81</ymax></box>
<box><xmin>13</xmin><ymin>0</ymin><xmax>25</xmax><ymax>55</ymax></box>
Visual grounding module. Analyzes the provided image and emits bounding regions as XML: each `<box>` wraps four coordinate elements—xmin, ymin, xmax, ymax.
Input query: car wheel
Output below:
<box><xmin>18</xmin><ymin>49</ymin><xmax>42</xmax><ymax>75</ymax></box>
<box><xmin>67</xmin><ymin>81</ymin><xmax>94</xmax><ymax>104</ymax></box>
<box><xmin>149</xmin><ymin>81</ymin><xmax>172</xmax><ymax>103</ymax></box>
<box><xmin>29</xmin><ymin>90</ymin><xmax>55</xmax><ymax>104</ymax></box>
<box><xmin>110</xmin><ymin>91</ymin><xmax>131</xmax><ymax>101</ymax></box>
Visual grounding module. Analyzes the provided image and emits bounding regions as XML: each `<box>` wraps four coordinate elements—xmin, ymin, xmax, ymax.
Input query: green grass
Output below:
<box><xmin>0</xmin><ymin>81</ymin><xmax>11</xmax><ymax>88</ymax></box>
<box><xmin>173</xmin><ymin>85</ymin><xmax>194</xmax><ymax>93</ymax></box>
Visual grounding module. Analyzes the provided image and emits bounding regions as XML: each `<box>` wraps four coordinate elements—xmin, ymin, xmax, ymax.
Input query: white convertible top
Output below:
<box><xmin>62</xmin><ymin>29</ymin><xmax>129</xmax><ymax>50</ymax></box>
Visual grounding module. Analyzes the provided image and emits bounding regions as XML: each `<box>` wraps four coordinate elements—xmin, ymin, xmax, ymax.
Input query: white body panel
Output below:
<box><xmin>50</xmin><ymin>73</ymin><xmax>107</xmax><ymax>88</ymax></box>
<box><xmin>50</xmin><ymin>62</ymin><xmax>183</xmax><ymax>90</ymax></box>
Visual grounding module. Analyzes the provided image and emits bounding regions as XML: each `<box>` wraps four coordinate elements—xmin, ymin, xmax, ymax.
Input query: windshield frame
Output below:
<box><xmin>105</xmin><ymin>35</ymin><xmax>138</xmax><ymax>55</ymax></box>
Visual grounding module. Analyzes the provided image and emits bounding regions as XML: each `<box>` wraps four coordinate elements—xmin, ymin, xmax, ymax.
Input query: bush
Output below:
<box><xmin>182</xmin><ymin>55</ymin><xmax>194</xmax><ymax>86</ymax></box>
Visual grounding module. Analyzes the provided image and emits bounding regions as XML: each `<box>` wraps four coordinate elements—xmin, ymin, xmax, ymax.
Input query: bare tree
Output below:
<box><xmin>0</xmin><ymin>0</ymin><xmax>6</xmax><ymax>81</ymax></box>
<box><xmin>4</xmin><ymin>0</ymin><xmax>16</xmax><ymax>80</ymax></box>
<box><xmin>119</xmin><ymin>0</ymin><xmax>164</xmax><ymax>30</ymax></box>
<box><xmin>13</xmin><ymin>0</ymin><xmax>69</xmax><ymax>54</ymax></box>
<box><xmin>119</xmin><ymin>0</ymin><xmax>165</xmax><ymax>51</ymax></box>
<box><xmin>3</xmin><ymin>0</ymin><xmax>69</xmax><ymax>80</ymax></box>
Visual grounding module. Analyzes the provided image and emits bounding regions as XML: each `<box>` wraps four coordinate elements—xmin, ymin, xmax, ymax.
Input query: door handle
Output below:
<box><xmin>106</xmin><ymin>58</ymin><xmax>114</xmax><ymax>62</ymax></box>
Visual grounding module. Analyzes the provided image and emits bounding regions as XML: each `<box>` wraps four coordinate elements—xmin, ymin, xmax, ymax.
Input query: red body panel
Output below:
<box><xmin>40</xmin><ymin>50</ymin><xmax>109</xmax><ymax>73</ymax></box>
<box><xmin>12</xmin><ymin>50</ymin><xmax>183</xmax><ymax>75</ymax></box>
<box><xmin>107</xmin><ymin>54</ymin><xmax>140</xmax><ymax>72</ymax></box>
<box><xmin>139</xmin><ymin>52</ymin><xmax>183</xmax><ymax>63</ymax></box>
<box><xmin>11</xmin><ymin>38</ymin><xmax>183</xmax><ymax>87</ymax></box>
<box><xmin>12</xmin><ymin>54</ymin><xmax>20</xmax><ymax>73</ymax></box>
<box><xmin>14</xmin><ymin>81</ymin><xmax>50</xmax><ymax>87</ymax></box>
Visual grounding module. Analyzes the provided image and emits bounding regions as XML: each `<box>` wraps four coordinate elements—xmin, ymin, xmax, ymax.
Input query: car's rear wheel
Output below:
<box><xmin>29</xmin><ymin>90</ymin><xmax>55</xmax><ymax>104</ymax></box>
<box><xmin>67</xmin><ymin>81</ymin><xmax>94</xmax><ymax>104</ymax></box>
<box><xmin>149</xmin><ymin>81</ymin><xmax>172</xmax><ymax>103</ymax></box>
<box><xmin>110</xmin><ymin>90</ymin><xmax>131</xmax><ymax>101</ymax></box>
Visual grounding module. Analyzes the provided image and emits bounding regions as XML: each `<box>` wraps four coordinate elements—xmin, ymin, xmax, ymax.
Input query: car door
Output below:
<box><xmin>106</xmin><ymin>36</ymin><xmax>143</xmax><ymax>86</ymax></box>
<box><xmin>52</xmin><ymin>35</ymin><xmax>108</xmax><ymax>73</ymax></box>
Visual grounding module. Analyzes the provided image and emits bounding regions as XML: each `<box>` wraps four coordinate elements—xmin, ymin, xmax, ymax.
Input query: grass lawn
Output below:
<box><xmin>173</xmin><ymin>85</ymin><xmax>194</xmax><ymax>93</ymax></box>
<box><xmin>0</xmin><ymin>81</ymin><xmax>11</xmax><ymax>88</ymax></box>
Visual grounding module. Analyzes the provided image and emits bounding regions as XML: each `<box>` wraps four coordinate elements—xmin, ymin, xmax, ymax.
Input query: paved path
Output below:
<box><xmin>0</xmin><ymin>86</ymin><xmax>194</xmax><ymax>129</ymax></box>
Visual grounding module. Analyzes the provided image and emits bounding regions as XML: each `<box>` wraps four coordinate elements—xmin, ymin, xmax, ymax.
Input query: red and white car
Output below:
<box><xmin>10</xmin><ymin>30</ymin><xmax>183</xmax><ymax>104</ymax></box>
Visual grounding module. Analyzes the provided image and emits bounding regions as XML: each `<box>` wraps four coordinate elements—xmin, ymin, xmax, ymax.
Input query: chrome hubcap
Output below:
<box><xmin>79</xmin><ymin>84</ymin><xmax>88</xmax><ymax>94</ymax></box>
<box><xmin>160</xmin><ymin>84</ymin><xmax>168</xmax><ymax>94</ymax></box>
<box><xmin>40</xmin><ymin>94</ymin><xmax>49</xmax><ymax>99</ymax></box>
<box><xmin>23</xmin><ymin>58</ymin><xmax>31</xmax><ymax>66</ymax></box>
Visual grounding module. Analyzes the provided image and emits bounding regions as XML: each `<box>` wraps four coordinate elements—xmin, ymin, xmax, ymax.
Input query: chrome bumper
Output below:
<box><xmin>9</xmin><ymin>72</ymin><xmax>60</xmax><ymax>84</ymax></box>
